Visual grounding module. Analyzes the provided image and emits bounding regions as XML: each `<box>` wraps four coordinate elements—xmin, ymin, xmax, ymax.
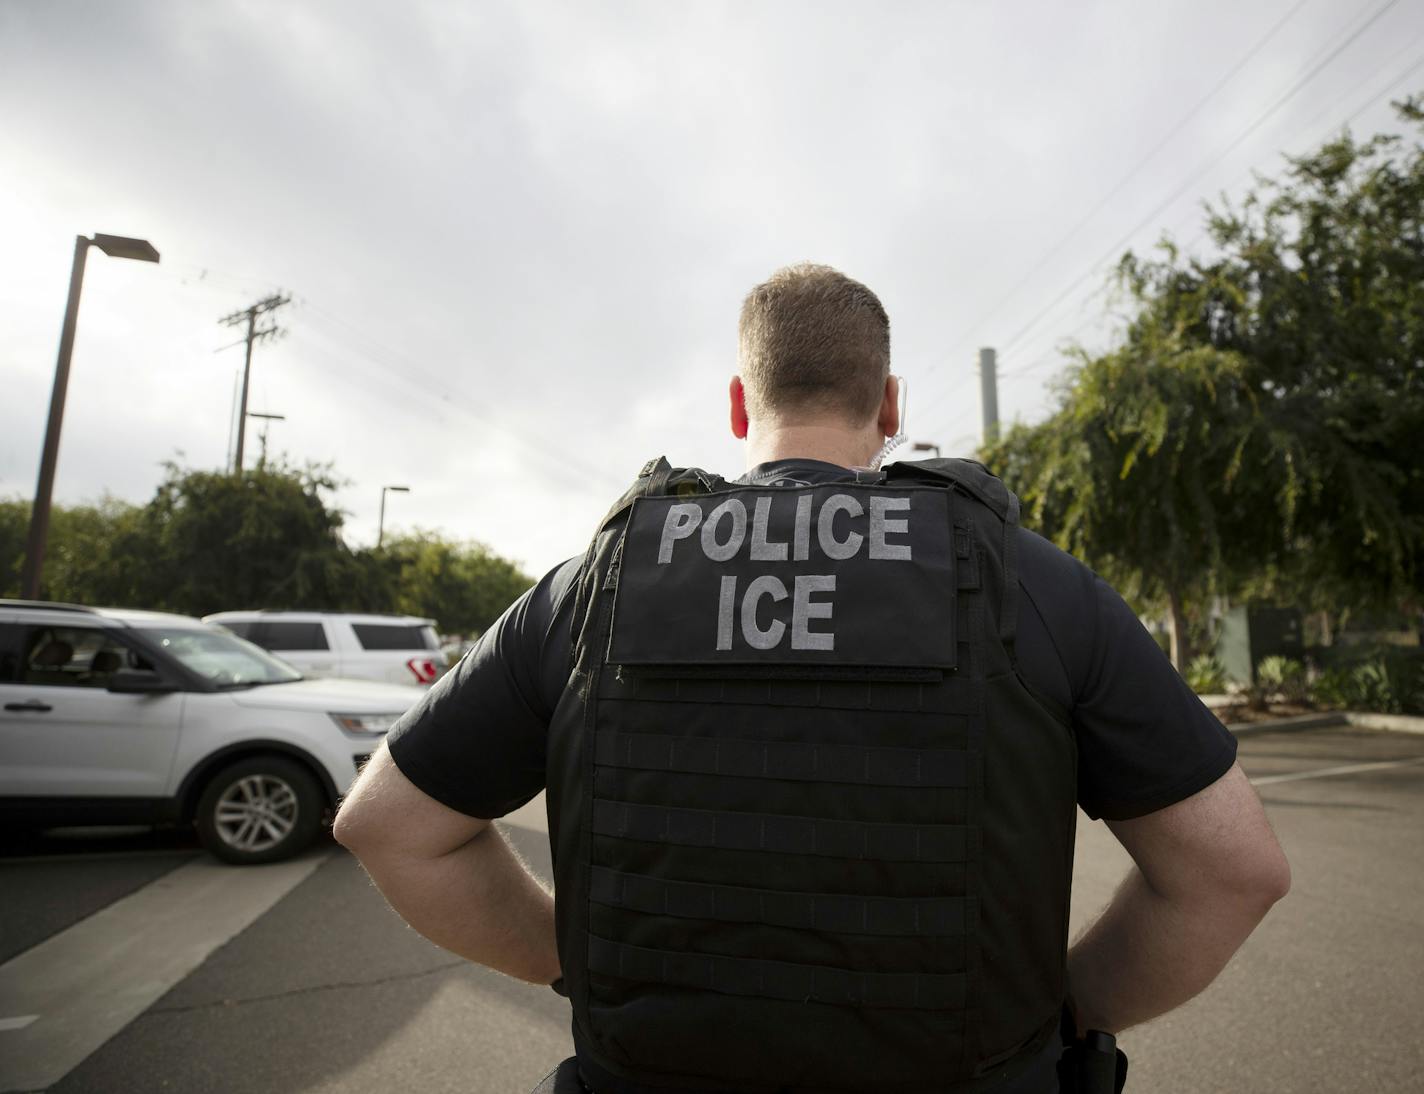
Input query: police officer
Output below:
<box><xmin>336</xmin><ymin>264</ymin><xmax>1290</xmax><ymax>1094</ymax></box>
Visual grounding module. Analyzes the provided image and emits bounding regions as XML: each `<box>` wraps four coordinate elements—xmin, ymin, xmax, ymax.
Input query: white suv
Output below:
<box><xmin>202</xmin><ymin>611</ymin><xmax>445</xmax><ymax>687</ymax></box>
<box><xmin>0</xmin><ymin>601</ymin><xmax>421</xmax><ymax>864</ymax></box>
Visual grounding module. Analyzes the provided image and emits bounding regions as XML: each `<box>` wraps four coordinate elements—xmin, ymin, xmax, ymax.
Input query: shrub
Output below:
<box><xmin>1310</xmin><ymin>652</ymin><xmax>1424</xmax><ymax>715</ymax></box>
<box><xmin>1255</xmin><ymin>656</ymin><xmax>1309</xmax><ymax>704</ymax></box>
<box><xmin>1185</xmin><ymin>653</ymin><xmax>1228</xmax><ymax>694</ymax></box>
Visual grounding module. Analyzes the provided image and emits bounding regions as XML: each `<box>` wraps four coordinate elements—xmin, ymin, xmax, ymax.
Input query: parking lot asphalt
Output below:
<box><xmin>2</xmin><ymin>726</ymin><xmax>1421</xmax><ymax>1093</ymax></box>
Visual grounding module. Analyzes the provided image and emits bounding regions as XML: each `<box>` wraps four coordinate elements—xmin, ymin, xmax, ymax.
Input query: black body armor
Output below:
<box><xmin>546</xmin><ymin>458</ymin><xmax>1077</xmax><ymax>1093</ymax></box>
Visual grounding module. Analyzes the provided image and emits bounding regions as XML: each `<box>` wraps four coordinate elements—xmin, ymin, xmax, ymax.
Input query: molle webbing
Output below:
<box><xmin>549</xmin><ymin>458</ymin><xmax>1072</xmax><ymax>1092</ymax></box>
<box><xmin>588</xmin><ymin>866</ymin><xmax>970</xmax><ymax>935</ymax></box>
<box><xmin>591</xmin><ymin>798</ymin><xmax>972</xmax><ymax>861</ymax></box>
<box><xmin>595</xmin><ymin>730</ymin><xmax>975</xmax><ymax>787</ymax></box>
<box><xmin>586</xmin><ymin>936</ymin><xmax>968</xmax><ymax>1012</ymax></box>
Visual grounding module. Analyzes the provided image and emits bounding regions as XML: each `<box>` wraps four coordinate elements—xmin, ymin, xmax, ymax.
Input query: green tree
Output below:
<box><xmin>984</xmin><ymin>98</ymin><xmax>1424</xmax><ymax>667</ymax></box>
<box><xmin>379</xmin><ymin>531</ymin><xmax>534</xmax><ymax>635</ymax></box>
<box><xmin>1118</xmin><ymin>99</ymin><xmax>1424</xmax><ymax>615</ymax></box>
<box><xmin>0</xmin><ymin>499</ymin><xmax>27</xmax><ymax>596</ymax></box>
<box><xmin>132</xmin><ymin>460</ymin><xmax>367</xmax><ymax>616</ymax></box>
<box><xmin>0</xmin><ymin>496</ymin><xmax>150</xmax><ymax>605</ymax></box>
<box><xmin>985</xmin><ymin>339</ymin><xmax>1268</xmax><ymax>668</ymax></box>
<box><xmin>4</xmin><ymin>464</ymin><xmax>534</xmax><ymax>633</ymax></box>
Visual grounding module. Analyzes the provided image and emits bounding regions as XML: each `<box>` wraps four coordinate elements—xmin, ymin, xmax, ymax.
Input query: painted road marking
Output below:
<box><xmin>0</xmin><ymin>1014</ymin><xmax>39</xmax><ymax>1032</ymax></box>
<box><xmin>1252</xmin><ymin>755</ymin><xmax>1424</xmax><ymax>786</ymax></box>
<box><xmin>0</xmin><ymin>849</ymin><xmax>329</xmax><ymax>1092</ymax></box>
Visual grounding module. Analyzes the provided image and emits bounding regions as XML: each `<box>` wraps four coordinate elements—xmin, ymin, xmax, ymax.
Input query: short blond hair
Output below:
<box><xmin>738</xmin><ymin>263</ymin><xmax>891</xmax><ymax>425</ymax></box>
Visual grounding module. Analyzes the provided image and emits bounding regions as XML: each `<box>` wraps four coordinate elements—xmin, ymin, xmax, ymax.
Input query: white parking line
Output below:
<box><xmin>0</xmin><ymin>1014</ymin><xmax>39</xmax><ymax>1032</ymax></box>
<box><xmin>1252</xmin><ymin>756</ymin><xmax>1424</xmax><ymax>786</ymax></box>
<box><xmin>0</xmin><ymin>849</ymin><xmax>329</xmax><ymax>1092</ymax></box>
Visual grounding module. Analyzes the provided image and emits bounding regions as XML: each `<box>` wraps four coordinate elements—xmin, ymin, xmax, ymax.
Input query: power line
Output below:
<box><xmin>920</xmin><ymin>0</ymin><xmax>1312</xmax><ymax>390</ymax></box>
<box><xmin>290</xmin><ymin>303</ymin><xmax>628</xmax><ymax>495</ymax></box>
<box><xmin>1171</xmin><ymin>43</ymin><xmax>1424</xmax><ymax>258</ymax></box>
<box><xmin>943</xmin><ymin>31</ymin><xmax>1423</xmax><ymax>438</ymax></box>
<box><xmin>994</xmin><ymin>0</ymin><xmax>1403</xmax><ymax>362</ymax></box>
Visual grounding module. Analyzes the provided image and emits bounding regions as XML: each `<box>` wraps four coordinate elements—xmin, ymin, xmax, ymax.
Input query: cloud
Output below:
<box><xmin>2</xmin><ymin>0</ymin><xmax>1418</xmax><ymax>577</ymax></box>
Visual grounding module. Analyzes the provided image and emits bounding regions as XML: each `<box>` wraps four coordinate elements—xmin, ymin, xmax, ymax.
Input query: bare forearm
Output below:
<box><xmin>355</xmin><ymin>826</ymin><xmax>561</xmax><ymax>985</ymax></box>
<box><xmin>1067</xmin><ymin>868</ymin><xmax>1276</xmax><ymax>1035</ymax></box>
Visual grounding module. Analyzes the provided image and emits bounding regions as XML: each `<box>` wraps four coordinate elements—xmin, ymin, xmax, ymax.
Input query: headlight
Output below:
<box><xmin>330</xmin><ymin>713</ymin><xmax>400</xmax><ymax>735</ymax></box>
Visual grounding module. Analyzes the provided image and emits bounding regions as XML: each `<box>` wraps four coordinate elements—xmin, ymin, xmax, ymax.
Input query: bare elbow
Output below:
<box><xmin>1224</xmin><ymin>844</ymin><xmax>1291</xmax><ymax>917</ymax></box>
<box><xmin>1260</xmin><ymin>846</ymin><xmax>1292</xmax><ymax>906</ymax></box>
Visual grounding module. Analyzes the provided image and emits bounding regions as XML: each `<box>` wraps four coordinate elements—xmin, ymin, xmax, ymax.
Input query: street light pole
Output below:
<box><xmin>377</xmin><ymin>485</ymin><xmax>410</xmax><ymax>549</ymax></box>
<box><xmin>20</xmin><ymin>233</ymin><xmax>159</xmax><ymax>599</ymax></box>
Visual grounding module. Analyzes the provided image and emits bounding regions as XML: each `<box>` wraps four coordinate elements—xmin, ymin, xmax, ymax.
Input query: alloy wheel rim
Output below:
<box><xmin>214</xmin><ymin>774</ymin><xmax>299</xmax><ymax>852</ymax></box>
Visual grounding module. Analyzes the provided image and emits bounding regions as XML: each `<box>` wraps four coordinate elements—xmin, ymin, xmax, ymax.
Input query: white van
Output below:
<box><xmin>203</xmin><ymin>611</ymin><xmax>445</xmax><ymax>687</ymax></box>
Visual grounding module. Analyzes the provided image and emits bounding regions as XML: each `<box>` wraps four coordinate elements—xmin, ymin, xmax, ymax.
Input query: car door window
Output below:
<box><xmin>20</xmin><ymin>626</ymin><xmax>142</xmax><ymax>688</ymax></box>
<box><xmin>0</xmin><ymin>622</ymin><xmax>22</xmax><ymax>683</ymax></box>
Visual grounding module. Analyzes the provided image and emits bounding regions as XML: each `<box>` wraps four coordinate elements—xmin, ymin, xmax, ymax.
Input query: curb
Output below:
<box><xmin>1344</xmin><ymin>712</ymin><xmax>1424</xmax><ymax>736</ymax></box>
<box><xmin>1226</xmin><ymin>712</ymin><xmax>1347</xmax><ymax>737</ymax></box>
<box><xmin>1222</xmin><ymin>711</ymin><xmax>1424</xmax><ymax>737</ymax></box>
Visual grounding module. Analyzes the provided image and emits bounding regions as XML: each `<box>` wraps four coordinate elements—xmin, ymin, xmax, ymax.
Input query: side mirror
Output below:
<box><xmin>107</xmin><ymin>669</ymin><xmax>179</xmax><ymax>694</ymax></box>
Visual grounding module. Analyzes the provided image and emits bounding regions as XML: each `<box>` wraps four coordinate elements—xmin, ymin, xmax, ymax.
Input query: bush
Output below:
<box><xmin>1255</xmin><ymin>656</ymin><xmax>1309</xmax><ymax>704</ymax></box>
<box><xmin>1185</xmin><ymin>653</ymin><xmax>1227</xmax><ymax>693</ymax></box>
<box><xmin>1310</xmin><ymin>651</ymin><xmax>1424</xmax><ymax>715</ymax></box>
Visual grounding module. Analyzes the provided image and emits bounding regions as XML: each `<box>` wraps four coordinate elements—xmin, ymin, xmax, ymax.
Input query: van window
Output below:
<box><xmin>352</xmin><ymin>623</ymin><xmax>438</xmax><ymax>651</ymax></box>
<box><xmin>256</xmin><ymin>621</ymin><xmax>330</xmax><ymax>651</ymax></box>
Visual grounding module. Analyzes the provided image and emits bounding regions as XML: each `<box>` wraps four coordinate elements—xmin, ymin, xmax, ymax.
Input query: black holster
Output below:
<box><xmin>1057</xmin><ymin>1010</ymin><xmax>1128</xmax><ymax>1093</ymax></box>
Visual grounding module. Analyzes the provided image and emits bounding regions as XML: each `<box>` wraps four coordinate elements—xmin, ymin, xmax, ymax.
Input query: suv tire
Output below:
<box><xmin>194</xmin><ymin>756</ymin><xmax>324</xmax><ymax>865</ymax></box>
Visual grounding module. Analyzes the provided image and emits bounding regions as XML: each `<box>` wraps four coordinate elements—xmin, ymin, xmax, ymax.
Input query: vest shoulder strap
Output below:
<box><xmin>596</xmin><ymin>457</ymin><xmax>728</xmax><ymax>529</ymax></box>
<box><xmin>884</xmin><ymin>458</ymin><xmax>1019</xmax><ymax>525</ymax></box>
<box><xmin>886</xmin><ymin>457</ymin><xmax>1022</xmax><ymax>661</ymax></box>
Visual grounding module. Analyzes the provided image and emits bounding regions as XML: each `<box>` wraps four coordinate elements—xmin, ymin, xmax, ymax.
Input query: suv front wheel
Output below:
<box><xmin>195</xmin><ymin>756</ymin><xmax>324</xmax><ymax>864</ymax></box>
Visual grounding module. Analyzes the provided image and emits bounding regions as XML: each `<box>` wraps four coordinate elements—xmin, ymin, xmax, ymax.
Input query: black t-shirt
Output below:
<box><xmin>389</xmin><ymin>459</ymin><xmax>1236</xmax><ymax>823</ymax></box>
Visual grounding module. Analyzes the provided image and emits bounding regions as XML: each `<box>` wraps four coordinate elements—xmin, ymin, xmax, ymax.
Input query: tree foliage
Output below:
<box><xmin>982</xmin><ymin>99</ymin><xmax>1424</xmax><ymax>666</ymax></box>
<box><xmin>380</xmin><ymin>532</ymin><xmax>537</xmax><ymax>636</ymax></box>
<box><xmin>1</xmin><ymin>460</ymin><xmax>534</xmax><ymax>635</ymax></box>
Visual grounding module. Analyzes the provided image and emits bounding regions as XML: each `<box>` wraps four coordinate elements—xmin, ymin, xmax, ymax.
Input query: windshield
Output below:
<box><xmin>141</xmin><ymin>626</ymin><xmax>303</xmax><ymax>688</ymax></box>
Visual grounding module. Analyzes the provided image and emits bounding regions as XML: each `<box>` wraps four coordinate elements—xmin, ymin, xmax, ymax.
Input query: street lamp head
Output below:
<box><xmin>90</xmin><ymin>234</ymin><xmax>160</xmax><ymax>263</ymax></box>
<box><xmin>385</xmin><ymin>485</ymin><xmax>411</xmax><ymax>493</ymax></box>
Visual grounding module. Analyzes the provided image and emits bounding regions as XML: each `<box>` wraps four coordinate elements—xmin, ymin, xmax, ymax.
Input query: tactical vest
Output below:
<box><xmin>546</xmin><ymin>458</ymin><xmax>1077</xmax><ymax>1094</ymax></box>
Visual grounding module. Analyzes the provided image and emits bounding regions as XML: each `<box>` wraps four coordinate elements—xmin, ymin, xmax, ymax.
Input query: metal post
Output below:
<box><xmin>232</xmin><ymin>308</ymin><xmax>256</xmax><ymax>474</ymax></box>
<box><xmin>20</xmin><ymin>236</ymin><xmax>90</xmax><ymax>599</ymax></box>
<box><xmin>377</xmin><ymin>485</ymin><xmax>409</xmax><ymax>549</ymax></box>
<box><xmin>979</xmin><ymin>347</ymin><xmax>1000</xmax><ymax>445</ymax></box>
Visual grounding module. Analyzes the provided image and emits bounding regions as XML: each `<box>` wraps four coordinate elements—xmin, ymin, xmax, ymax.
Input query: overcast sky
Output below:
<box><xmin>3</xmin><ymin>0</ymin><xmax>1422</xmax><ymax>581</ymax></box>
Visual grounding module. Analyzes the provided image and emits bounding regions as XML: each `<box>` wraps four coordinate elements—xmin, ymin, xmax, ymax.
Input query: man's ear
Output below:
<box><xmin>877</xmin><ymin>374</ymin><xmax>900</xmax><ymax>438</ymax></box>
<box><xmin>729</xmin><ymin>376</ymin><xmax>749</xmax><ymax>440</ymax></box>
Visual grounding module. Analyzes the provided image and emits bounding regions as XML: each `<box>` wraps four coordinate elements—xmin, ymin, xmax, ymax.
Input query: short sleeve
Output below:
<box><xmin>1015</xmin><ymin>531</ymin><xmax>1237</xmax><ymax>820</ymax></box>
<box><xmin>385</xmin><ymin>557</ymin><xmax>580</xmax><ymax>819</ymax></box>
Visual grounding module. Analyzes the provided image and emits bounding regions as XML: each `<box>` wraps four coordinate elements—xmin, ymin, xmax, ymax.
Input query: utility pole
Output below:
<box><xmin>978</xmin><ymin>347</ymin><xmax>1000</xmax><ymax>445</ymax></box>
<box><xmin>247</xmin><ymin>411</ymin><xmax>285</xmax><ymax>466</ymax></box>
<box><xmin>219</xmin><ymin>293</ymin><xmax>290</xmax><ymax>474</ymax></box>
